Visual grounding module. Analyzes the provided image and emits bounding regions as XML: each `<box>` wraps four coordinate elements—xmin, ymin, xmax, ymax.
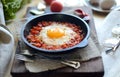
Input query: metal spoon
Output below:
<box><xmin>105</xmin><ymin>38</ymin><xmax>120</xmax><ymax>54</ymax></box>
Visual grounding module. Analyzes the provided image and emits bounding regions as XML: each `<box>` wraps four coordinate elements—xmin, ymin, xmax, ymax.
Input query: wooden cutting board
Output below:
<box><xmin>11</xmin><ymin>6</ymin><xmax>104</xmax><ymax>76</ymax></box>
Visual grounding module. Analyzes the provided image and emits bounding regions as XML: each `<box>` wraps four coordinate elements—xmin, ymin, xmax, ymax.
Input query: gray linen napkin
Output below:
<box><xmin>0</xmin><ymin>25</ymin><xmax>15</xmax><ymax>77</ymax></box>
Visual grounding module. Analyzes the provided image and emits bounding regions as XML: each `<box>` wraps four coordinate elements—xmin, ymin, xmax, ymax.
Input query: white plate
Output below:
<box><xmin>83</xmin><ymin>0</ymin><xmax>111</xmax><ymax>13</ymax></box>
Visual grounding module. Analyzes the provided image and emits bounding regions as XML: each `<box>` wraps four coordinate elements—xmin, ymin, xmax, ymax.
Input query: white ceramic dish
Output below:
<box><xmin>83</xmin><ymin>0</ymin><xmax>112</xmax><ymax>13</ymax></box>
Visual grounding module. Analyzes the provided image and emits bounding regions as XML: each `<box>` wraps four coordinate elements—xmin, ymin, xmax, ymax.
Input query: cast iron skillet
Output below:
<box><xmin>21</xmin><ymin>13</ymin><xmax>90</xmax><ymax>53</ymax></box>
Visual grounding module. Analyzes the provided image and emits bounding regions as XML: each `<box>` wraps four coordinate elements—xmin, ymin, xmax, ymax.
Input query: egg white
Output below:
<box><xmin>38</xmin><ymin>23</ymin><xmax>77</xmax><ymax>45</ymax></box>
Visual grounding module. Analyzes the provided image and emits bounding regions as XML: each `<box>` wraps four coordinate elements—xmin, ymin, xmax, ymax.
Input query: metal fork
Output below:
<box><xmin>16</xmin><ymin>51</ymin><xmax>80</xmax><ymax>69</ymax></box>
<box><xmin>16</xmin><ymin>40</ymin><xmax>80</xmax><ymax>69</ymax></box>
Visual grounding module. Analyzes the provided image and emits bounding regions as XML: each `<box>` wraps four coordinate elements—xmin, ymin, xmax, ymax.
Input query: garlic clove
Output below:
<box><xmin>30</xmin><ymin>9</ymin><xmax>44</xmax><ymax>15</ymax></box>
<box><xmin>37</xmin><ymin>3</ymin><xmax>46</xmax><ymax>11</ymax></box>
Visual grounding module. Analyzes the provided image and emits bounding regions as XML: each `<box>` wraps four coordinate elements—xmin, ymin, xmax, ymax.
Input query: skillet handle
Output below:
<box><xmin>75</xmin><ymin>39</ymin><xmax>88</xmax><ymax>48</ymax></box>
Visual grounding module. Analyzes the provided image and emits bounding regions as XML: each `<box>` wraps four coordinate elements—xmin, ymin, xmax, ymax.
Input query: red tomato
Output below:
<box><xmin>27</xmin><ymin>35</ymin><xmax>34</xmax><ymax>40</ymax></box>
<box><xmin>44</xmin><ymin>0</ymin><xmax>55</xmax><ymax>5</ymax></box>
<box><xmin>33</xmin><ymin>26</ymin><xmax>42</xmax><ymax>31</ymax></box>
<box><xmin>30</xmin><ymin>30</ymin><xmax>39</xmax><ymax>34</ymax></box>
<box><xmin>50</xmin><ymin>1</ymin><xmax>63</xmax><ymax>12</ymax></box>
<box><xmin>32</xmin><ymin>43</ymin><xmax>41</xmax><ymax>47</ymax></box>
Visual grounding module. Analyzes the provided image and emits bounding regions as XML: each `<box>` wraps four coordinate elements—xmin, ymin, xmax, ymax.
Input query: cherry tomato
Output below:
<box><xmin>50</xmin><ymin>1</ymin><xmax>63</xmax><ymax>12</ymax></box>
<box><xmin>44</xmin><ymin>0</ymin><xmax>55</xmax><ymax>5</ymax></box>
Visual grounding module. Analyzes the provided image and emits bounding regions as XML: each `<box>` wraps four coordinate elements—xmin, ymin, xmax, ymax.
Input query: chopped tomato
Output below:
<box><xmin>30</xmin><ymin>30</ymin><xmax>39</xmax><ymax>34</ymax></box>
<box><xmin>32</xmin><ymin>43</ymin><xmax>41</xmax><ymax>47</ymax></box>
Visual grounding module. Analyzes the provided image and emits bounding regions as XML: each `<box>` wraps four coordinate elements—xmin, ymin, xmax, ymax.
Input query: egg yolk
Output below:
<box><xmin>47</xmin><ymin>28</ymin><xmax>65</xmax><ymax>38</ymax></box>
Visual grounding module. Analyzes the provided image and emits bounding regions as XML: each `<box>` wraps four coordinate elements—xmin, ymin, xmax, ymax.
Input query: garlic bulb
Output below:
<box><xmin>100</xmin><ymin>0</ymin><xmax>116</xmax><ymax>10</ymax></box>
<box><xmin>103</xmin><ymin>38</ymin><xmax>119</xmax><ymax>47</ymax></box>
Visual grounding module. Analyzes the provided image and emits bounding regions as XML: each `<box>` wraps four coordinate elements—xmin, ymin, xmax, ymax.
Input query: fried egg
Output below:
<box><xmin>38</xmin><ymin>23</ymin><xmax>77</xmax><ymax>45</ymax></box>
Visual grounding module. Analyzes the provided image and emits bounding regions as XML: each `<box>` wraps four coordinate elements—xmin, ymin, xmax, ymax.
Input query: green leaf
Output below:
<box><xmin>1</xmin><ymin>0</ymin><xmax>23</xmax><ymax>20</ymax></box>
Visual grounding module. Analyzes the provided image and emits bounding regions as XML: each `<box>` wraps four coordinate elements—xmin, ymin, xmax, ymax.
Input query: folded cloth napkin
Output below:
<box><xmin>100</xmin><ymin>10</ymin><xmax>120</xmax><ymax>77</ymax></box>
<box><xmin>0</xmin><ymin>24</ymin><xmax>15</xmax><ymax>77</ymax></box>
<box><xmin>102</xmin><ymin>49</ymin><xmax>120</xmax><ymax>77</ymax></box>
